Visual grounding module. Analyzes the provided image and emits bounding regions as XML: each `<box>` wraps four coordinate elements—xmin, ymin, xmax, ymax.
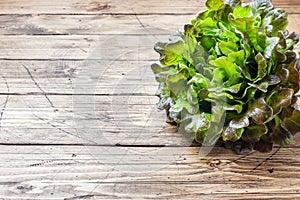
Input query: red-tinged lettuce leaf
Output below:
<box><xmin>225</xmin><ymin>140</ymin><xmax>255</xmax><ymax>154</ymax></box>
<box><xmin>255</xmin><ymin>53</ymin><xmax>268</xmax><ymax>80</ymax></box>
<box><xmin>253</xmin><ymin>138</ymin><xmax>273</xmax><ymax>153</ymax></box>
<box><xmin>247</xmin><ymin>98</ymin><xmax>273</xmax><ymax>124</ymax></box>
<box><xmin>277</xmin><ymin>67</ymin><xmax>289</xmax><ymax>84</ymax></box>
<box><xmin>222</xmin><ymin>127</ymin><xmax>244</xmax><ymax>142</ymax></box>
<box><xmin>277</xmin><ymin>31</ymin><xmax>287</xmax><ymax>50</ymax></box>
<box><xmin>286</xmin><ymin>60</ymin><xmax>300</xmax><ymax>92</ymax></box>
<box><xmin>283</xmin><ymin>110</ymin><xmax>300</xmax><ymax>136</ymax></box>
<box><xmin>248</xmin><ymin>0</ymin><xmax>273</xmax><ymax>14</ymax></box>
<box><xmin>154</xmin><ymin>83</ymin><xmax>176</xmax><ymax>123</ymax></box>
<box><xmin>229</xmin><ymin>115</ymin><xmax>249</xmax><ymax>129</ymax></box>
<box><xmin>263</xmin><ymin>9</ymin><xmax>288</xmax><ymax>37</ymax></box>
<box><xmin>267</xmin><ymin>88</ymin><xmax>293</xmax><ymax>115</ymax></box>
<box><xmin>285</xmin><ymin>51</ymin><xmax>297</xmax><ymax>64</ymax></box>
<box><xmin>264</xmin><ymin>37</ymin><xmax>279</xmax><ymax>59</ymax></box>
<box><xmin>278</xmin><ymin>106</ymin><xmax>295</xmax><ymax>120</ymax></box>
<box><xmin>234</xmin><ymin>86</ymin><xmax>251</xmax><ymax>99</ymax></box>
<box><xmin>248</xmin><ymin>74</ymin><xmax>281</xmax><ymax>92</ymax></box>
<box><xmin>229</xmin><ymin>16</ymin><xmax>265</xmax><ymax>53</ymax></box>
<box><xmin>178</xmin><ymin>112</ymin><xmax>211</xmax><ymax>142</ymax></box>
<box><xmin>275</xmin><ymin>51</ymin><xmax>287</xmax><ymax>63</ymax></box>
<box><xmin>225</xmin><ymin>0</ymin><xmax>241</xmax><ymax>8</ymax></box>
<box><xmin>224</xmin><ymin>103</ymin><xmax>244</xmax><ymax>114</ymax></box>
<box><xmin>271</xmin><ymin>116</ymin><xmax>293</xmax><ymax>146</ymax></box>
<box><xmin>287</xmin><ymin>32</ymin><xmax>299</xmax><ymax>44</ymax></box>
<box><xmin>242</xmin><ymin>124</ymin><xmax>268</xmax><ymax>143</ymax></box>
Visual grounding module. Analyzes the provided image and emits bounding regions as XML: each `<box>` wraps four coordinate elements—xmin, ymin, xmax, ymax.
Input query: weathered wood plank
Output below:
<box><xmin>0</xmin><ymin>0</ymin><xmax>206</xmax><ymax>15</ymax></box>
<box><xmin>0</xmin><ymin>34</ymin><xmax>169</xmax><ymax>60</ymax></box>
<box><xmin>0</xmin><ymin>93</ymin><xmax>186</xmax><ymax>145</ymax></box>
<box><xmin>0</xmin><ymin>0</ymin><xmax>299</xmax><ymax>199</ymax></box>
<box><xmin>0</xmin><ymin>60</ymin><xmax>158</xmax><ymax>95</ymax></box>
<box><xmin>0</xmin><ymin>0</ymin><xmax>299</xmax><ymax>15</ymax></box>
<box><xmin>0</xmin><ymin>145</ymin><xmax>300</xmax><ymax>199</ymax></box>
<box><xmin>0</xmin><ymin>34</ymin><xmax>299</xmax><ymax>60</ymax></box>
<box><xmin>1</xmin><ymin>93</ymin><xmax>300</xmax><ymax>147</ymax></box>
<box><xmin>0</xmin><ymin>13</ymin><xmax>299</xmax><ymax>36</ymax></box>
<box><xmin>0</xmin><ymin>14</ymin><xmax>188</xmax><ymax>35</ymax></box>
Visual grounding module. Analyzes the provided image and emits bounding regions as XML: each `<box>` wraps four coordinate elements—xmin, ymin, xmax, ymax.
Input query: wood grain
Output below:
<box><xmin>0</xmin><ymin>0</ymin><xmax>299</xmax><ymax>15</ymax></box>
<box><xmin>0</xmin><ymin>14</ymin><xmax>183</xmax><ymax>35</ymax></box>
<box><xmin>0</xmin><ymin>34</ymin><xmax>299</xmax><ymax>59</ymax></box>
<box><xmin>0</xmin><ymin>0</ymin><xmax>300</xmax><ymax>199</ymax></box>
<box><xmin>0</xmin><ymin>14</ymin><xmax>299</xmax><ymax>35</ymax></box>
<box><xmin>0</xmin><ymin>60</ymin><xmax>158</xmax><ymax>94</ymax></box>
<box><xmin>0</xmin><ymin>34</ymin><xmax>170</xmax><ymax>60</ymax></box>
<box><xmin>0</xmin><ymin>145</ymin><xmax>300</xmax><ymax>199</ymax></box>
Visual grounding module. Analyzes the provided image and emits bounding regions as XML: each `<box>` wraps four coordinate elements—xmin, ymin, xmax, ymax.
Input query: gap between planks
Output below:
<box><xmin>0</xmin><ymin>0</ymin><xmax>299</xmax><ymax>15</ymax></box>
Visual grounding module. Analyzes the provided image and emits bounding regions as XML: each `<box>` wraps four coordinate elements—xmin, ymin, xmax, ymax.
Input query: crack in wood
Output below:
<box><xmin>23</xmin><ymin>64</ymin><xmax>55</xmax><ymax>108</ymax></box>
<box><xmin>130</xmin><ymin>8</ymin><xmax>160</xmax><ymax>41</ymax></box>
<box><xmin>64</xmin><ymin>194</ymin><xmax>94</xmax><ymax>200</ymax></box>
<box><xmin>0</xmin><ymin>76</ymin><xmax>10</xmax><ymax>128</ymax></box>
<box><xmin>251</xmin><ymin>147</ymin><xmax>281</xmax><ymax>171</ymax></box>
<box><xmin>28</xmin><ymin>158</ymin><xmax>81</xmax><ymax>167</ymax></box>
<box><xmin>229</xmin><ymin>151</ymin><xmax>255</xmax><ymax>164</ymax></box>
<box><xmin>132</xmin><ymin>8</ymin><xmax>146</xmax><ymax>29</ymax></box>
<box><xmin>32</xmin><ymin>113</ymin><xmax>97</xmax><ymax>145</ymax></box>
<box><xmin>29</xmin><ymin>159</ymin><xmax>56</xmax><ymax>167</ymax></box>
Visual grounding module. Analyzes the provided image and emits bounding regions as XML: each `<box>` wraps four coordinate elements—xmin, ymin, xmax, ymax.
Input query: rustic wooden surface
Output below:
<box><xmin>0</xmin><ymin>0</ymin><xmax>300</xmax><ymax>199</ymax></box>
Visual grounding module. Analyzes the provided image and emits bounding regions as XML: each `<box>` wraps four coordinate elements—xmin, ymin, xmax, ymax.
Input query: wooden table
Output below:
<box><xmin>1</xmin><ymin>0</ymin><xmax>300</xmax><ymax>199</ymax></box>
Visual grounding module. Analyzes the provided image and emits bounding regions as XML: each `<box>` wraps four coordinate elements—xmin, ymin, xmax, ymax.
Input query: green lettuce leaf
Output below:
<box><xmin>206</xmin><ymin>0</ymin><xmax>224</xmax><ymax>11</ymax></box>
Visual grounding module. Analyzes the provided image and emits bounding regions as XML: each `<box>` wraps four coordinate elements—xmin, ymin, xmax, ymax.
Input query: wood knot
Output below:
<box><xmin>15</xmin><ymin>185</ymin><xmax>33</xmax><ymax>193</ymax></box>
<box><xmin>83</xmin><ymin>2</ymin><xmax>111</xmax><ymax>12</ymax></box>
<box><xmin>207</xmin><ymin>159</ymin><xmax>222</xmax><ymax>169</ymax></box>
